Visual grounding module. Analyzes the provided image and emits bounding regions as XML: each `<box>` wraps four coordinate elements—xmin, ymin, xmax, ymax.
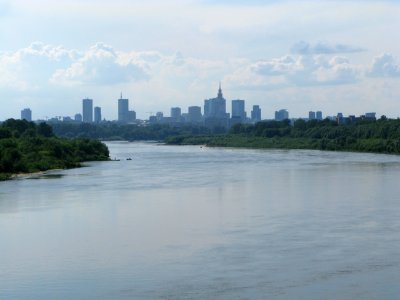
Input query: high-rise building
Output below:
<box><xmin>74</xmin><ymin>113</ymin><xmax>82</xmax><ymax>122</ymax></box>
<box><xmin>156</xmin><ymin>112</ymin><xmax>164</xmax><ymax>122</ymax></box>
<box><xmin>171</xmin><ymin>107</ymin><xmax>181</xmax><ymax>121</ymax></box>
<box><xmin>275</xmin><ymin>109</ymin><xmax>289</xmax><ymax>121</ymax></box>
<box><xmin>204</xmin><ymin>83</ymin><xmax>229</xmax><ymax>129</ymax></box>
<box><xmin>94</xmin><ymin>107</ymin><xmax>102</xmax><ymax>123</ymax></box>
<box><xmin>204</xmin><ymin>99</ymin><xmax>211</xmax><ymax>118</ymax></box>
<box><xmin>251</xmin><ymin>105</ymin><xmax>261</xmax><ymax>123</ymax></box>
<box><xmin>309</xmin><ymin>111</ymin><xmax>316</xmax><ymax>120</ymax></box>
<box><xmin>128</xmin><ymin>111</ymin><xmax>136</xmax><ymax>122</ymax></box>
<box><xmin>188</xmin><ymin>106</ymin><xmax>202</xmax><ymax>123</ymax></box>
<box><xmin>365</xmin><ymin>112</ymin><xmax>376</xmax><ymax>120</ymax></box>
<box><xmin>21</xmin><ymin>108</ymin><xmax>32</xmax><ymax>121</ymax></box>
<box><xmin>232</xmin><ymin>100</ymin><xmax>246</xmax><ymax>122</ymax></box>
<box><xmin>316</xmin><ymin>111</ymin><xmax>323</xmax><ymax>120</ymax></box>
<box><xmin>204</xmin><ymin>83</ymin><xmax>227</xmax><ymax>118</ymax></box>
<box><xmin>82</xmin><ymin>98</ymin><xmax>93</xmax><ymax>123</ymax></box>
<box><xmin>118</xmin><ymin>94</ymin><xmax>129</xmax><ymax>123</ymax></box>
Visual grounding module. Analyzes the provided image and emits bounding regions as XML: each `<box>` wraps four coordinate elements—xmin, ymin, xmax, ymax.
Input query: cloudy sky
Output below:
<box><xmin>1</xmin><ymin>0</ymin><xmax>399</xmax><ymax>120</ymax></box>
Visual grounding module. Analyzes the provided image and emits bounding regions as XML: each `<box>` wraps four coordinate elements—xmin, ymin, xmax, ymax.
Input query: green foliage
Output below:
<box><xmin>0</xmin><ymin>119</ymin><xmax>109</xmax><ymax>180</ymax></box>
<box><xmin>167</xmin><ymin>118</ymin><xmax>400</xmax><ymax>155</ymax></box>
<box><xmin>51</xmin><ymin>122</ymin><xmax>213</xmax><ymax>141</ymax></box>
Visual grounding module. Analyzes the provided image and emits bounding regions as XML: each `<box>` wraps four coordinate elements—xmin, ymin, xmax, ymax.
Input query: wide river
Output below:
<box><xmin>1</xmin><ymin>142</ymin><xmax>400</xmax><ymax>299</ymax></box>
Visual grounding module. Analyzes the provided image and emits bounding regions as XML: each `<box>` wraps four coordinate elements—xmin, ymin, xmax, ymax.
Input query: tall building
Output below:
<box><xmin>204</xmin><ymin>83</ymin><xmax>227</xmax><ymax>118</ymax></box>
<box><xmin>316</xmin><ymin>111</ymin><xmax>323</xmax><ymax>120</ymax></box>
<box><xmin>74</xmin><ymin>113</ymin><xmax>82</xmax><ymax>122</ymax></box>
<box><xmin>82</xmin><ymin>98</ymin><xmax>93</xmax><ymax>123</ymax></box>
<box><xmin>171</xmin><ymin>107</ymin><xmax>182</xmax><ymax>121</ymax></box>
<box><xmin>128</xmin><ymin>111</ymin><xmax>136</xmax><ymax>122</ymax></box>
<box><xmin>275</xmin><ymin>109</ymin><xmax>289</xmax><ymax>121</ymax></box>
<box><xmin>204</xmin><ymin>99</ymin><xmax>211</xmax><ymax>118</ymax></box>
<box><xmin>118</xmin><ymin>94</ymin><xmax>129</xmax><ymax>123</ymax></box>
<box><xmin>21</xmin><ymin>108</ymin><xmax>32</xmax><ymax>121</ymax></box>
<box><xmin>309</xmin><ymin>111</ymin><xmax>316</xmax><ymax>120</ymax></box>
<box><xmin>365</xmin><ymin>112</ymin><xmax>376</xmax><ymax>120</ymax></box>
<box><xmin>94</xmin><ymin>107</ymin><xmax>102</xmax><ymax>123</ymax></box>
<box><xmin>188</xmin><ymin>106</ymin><xmax>202</xmax><ymax>123</ymax></box>
<box><xmin>156</xmin><ymin>112</ymin><xmax>164</xmax><ymax>122</ymax></box>
<box><xmin>204</xmin><ymin>83</ymin><xmax>229</xmax><ymax>129</ymax></box>
<box><xmin>251</xmin><ymin>105</ymin><xmax>261</xmax><ymax>123</ymax></box>
<box><xmin>232</xmin><ymin>100</ymin><xmax>246</xmax><ymax>122</ymax></box>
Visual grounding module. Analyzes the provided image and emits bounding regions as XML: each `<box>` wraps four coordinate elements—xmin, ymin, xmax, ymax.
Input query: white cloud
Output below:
<box><xmin>368</xmin><ymin>53</ymin><xmax>400</xmax><ymax>77</ymax></box>
<box><xmin>51</xmin><ymin>43</ymin><xmax>149</xmax><ymax>86</ymax></box>
<box><xmin>0</xmin><ymin>42</ymin><xmax>77</xmax><ymax>90</ymax></box>
<box><xmin>291</xmin><ymin>41</ymin><xmax>365</xmax><ymax>55</ymax></box>
<box><xmin>227</xmin><ymin>54</ymin><xmax>360</xmax><ymax>89</ymax></box>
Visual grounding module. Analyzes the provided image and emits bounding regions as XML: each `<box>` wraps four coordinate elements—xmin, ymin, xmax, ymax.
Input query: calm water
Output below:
<box><xmin>1</xmin><ymin>142</ymin><xmax>400</xmax><ymax>299</ymax></box>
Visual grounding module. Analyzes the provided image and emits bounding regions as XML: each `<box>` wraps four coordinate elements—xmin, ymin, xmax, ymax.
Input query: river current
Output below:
<box><xmin>1</xmin><ymin>142</ymin><xmax>400</xmax><ymax>299</ymax></box>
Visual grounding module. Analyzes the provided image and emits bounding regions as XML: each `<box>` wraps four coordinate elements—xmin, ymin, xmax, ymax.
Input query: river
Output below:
<box><xmin>1</xmin><ymin>141</ymin><xmax>400</xmax><ymax>299</ymax></box>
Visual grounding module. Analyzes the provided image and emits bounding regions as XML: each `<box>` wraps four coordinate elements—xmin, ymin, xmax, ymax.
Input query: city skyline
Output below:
<box><xmin>1</xmin><ymin>1</ymin><xmax>400</xmax><ymax>120</ymax></box>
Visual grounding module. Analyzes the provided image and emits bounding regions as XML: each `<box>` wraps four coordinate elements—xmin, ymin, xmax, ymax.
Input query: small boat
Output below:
<box><xmin>126</xmin><ymin>158</ymin><xmax>132</xmax><ymax>161</ymax></box>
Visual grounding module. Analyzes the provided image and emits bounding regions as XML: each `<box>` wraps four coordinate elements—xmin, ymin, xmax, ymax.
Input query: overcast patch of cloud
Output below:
<box><xmin>291</xmin><ymin>41</ymin><xmax>365</xmax><ymax>55</ymax></box>
<box><xmin>367</xmin><ymin>53</ymin><xmax>400</xmax><ymax>77</ymax></box>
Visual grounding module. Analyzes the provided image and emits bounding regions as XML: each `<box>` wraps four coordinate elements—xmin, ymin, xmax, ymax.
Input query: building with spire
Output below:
<box><xmin>204</xmin><ymin>83</ymin><xmax>229</xmax><ymax>129</ymax></box>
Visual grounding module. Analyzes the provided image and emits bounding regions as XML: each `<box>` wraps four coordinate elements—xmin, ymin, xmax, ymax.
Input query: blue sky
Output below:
<box><xmin>0</xmin><ymin>0</ymin><xmax>400</xmax><ymax>120</ymax></box>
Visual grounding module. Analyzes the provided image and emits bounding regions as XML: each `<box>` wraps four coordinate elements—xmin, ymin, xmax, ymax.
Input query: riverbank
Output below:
<box><xmin>165</xmin><ymin>134</ymin><xmax>400</xmax><ymax>155</ymax></box>
<box><xmin>0</xmin><ymin>119</ymin><xmax>110</xmax><ymax>181</ymax></box>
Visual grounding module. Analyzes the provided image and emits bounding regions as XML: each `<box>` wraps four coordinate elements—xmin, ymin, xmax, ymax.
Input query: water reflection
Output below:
<box><xmin>1</xmin><ymin>142</ymin><xmax>400</xmax><ymax>299</ymax></box>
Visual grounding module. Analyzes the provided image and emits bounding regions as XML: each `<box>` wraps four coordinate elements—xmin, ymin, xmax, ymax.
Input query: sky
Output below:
<box><xmin>0</xmin><ymin>0</ymin><xmax>400</xmax><ymax>120</ymax></box>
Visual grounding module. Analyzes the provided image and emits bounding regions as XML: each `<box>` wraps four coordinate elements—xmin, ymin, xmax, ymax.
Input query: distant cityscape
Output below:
<box><xmin>18</xmin><ymin>83</ymin><xmax>377</xmax><ymax>128</ymax></box>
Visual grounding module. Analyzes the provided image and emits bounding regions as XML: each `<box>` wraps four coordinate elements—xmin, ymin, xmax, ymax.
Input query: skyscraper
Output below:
<box><xmin>82</xmin><ymin>98</ymin><xmax>93</xmax><ymax>123</ymax></box>
<box><xmin>251</xmin><ymin>105</ymin><xmax>261</xmax><ymax>123</ymax></box>
<box><xmin>94</xmin><ymin>107</ymin><xmax>102</xmax><ymax>123</ymax></box>
<box><xmin>309</xmin><ymin>111</ymin><xmax>316</xmax><ymax>120</ymax></box>
<box><xmin>204</xmin><ymin>83</ymin><xmax>227</xmax><ymax>118</ymax></box>
<box><xmin>188</xmin><ymin>106</ymin><xmax>202</xmax><ymax>123</ymax></box>
<box><xmin>204</xmin><ymin>83</ymin><xmax>229</xmax><ymax>129</ymax></box>
<box><xmin>21</xmin><ymin>108</ymin><xmax>32</xmax><ymax>121</ymax></box>
<box><xmin>171</xmin><ymin>107</ymin><xmax>182</xmax><ymax>121</ymax></box>
<box><xmin>232</xmin><ymin>100</ymin><xmax>246</xmax><ymax>121</ymax></box>
<box><xmin>74</xmin><ymin>113</ymin><xmax>82</xmax><ymax>122</ymax></box>
<box><xmin>204</xmin><ymin>99</ymin><xmax>211</xmax><ymax>118</ymax></box>
<box><xmin>118</xmin><ymin>93</ymin><xmax>129</xmax><ymax>123</ymax></box>
<box><xmin>275</xmin><ymin>109</ymin><xmax>289</xmax><ymax>121</ymax></box>
<box><xmin>316</xmin><ymin>111</ymin><xmax>323</xmax><ymax>120</ymax></box>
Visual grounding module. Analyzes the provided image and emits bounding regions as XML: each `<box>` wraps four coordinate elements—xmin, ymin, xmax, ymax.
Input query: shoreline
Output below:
<box><xmin>165</xmin><ymin>135</ymin><xmax>400</xmax><ymax>156</ymax></box>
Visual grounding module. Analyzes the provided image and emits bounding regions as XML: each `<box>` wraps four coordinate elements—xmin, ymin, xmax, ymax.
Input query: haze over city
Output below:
<box><xmin>1</xmin><ymin>0</ymin><xmax>400</xmax><ymax>120</ymax></box>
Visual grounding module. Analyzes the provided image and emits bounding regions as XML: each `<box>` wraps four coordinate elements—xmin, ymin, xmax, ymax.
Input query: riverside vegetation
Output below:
<box><xmin>166</xmin><ymin>117</ymin><xmax>400</xmax><ymax>154</ymax></box>
<box><xmin>0</xmin><ymin>119</ymin><xmax>109</xmax><ymax>180</ymax></box>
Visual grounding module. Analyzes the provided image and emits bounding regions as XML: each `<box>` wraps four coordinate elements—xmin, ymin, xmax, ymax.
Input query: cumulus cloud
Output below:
<box><xmin>232</xmin><ymin>54</ymin><xmax>359</xmax><ymax>88</ymax></box>
<box><xmin>0</xmin><ymin>42</ymin><xmax>77</xmax><ymax>90</ymax></box>
<box><xmin>367</xmin><ymin>53</ymin><xmax>400</xmax><ymax>77</ymax></box>
<box><xmin>291</xmin><ymin>41</ymin><xmax>365</xmax><ymax>55</ymax></box>
<box><xmin>0</xmin><ymin>42</ymin><xmax>153</xmax><ymax>91</ymax></box>
<box><xmin>51</xmin><ymin>43</ymin><xmax>149</xmax><ymax>85</ymax></box>
<box><xmin>251</xmin><ymin>55</ymin><xmax>295</xmax><ymax>76</ymax></box>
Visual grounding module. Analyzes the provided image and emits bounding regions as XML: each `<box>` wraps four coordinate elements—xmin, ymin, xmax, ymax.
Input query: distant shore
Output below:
<box><xmin>165</xmin><ymin>134</ymin><xmax>400</xmax><ymax>155</ymax></box>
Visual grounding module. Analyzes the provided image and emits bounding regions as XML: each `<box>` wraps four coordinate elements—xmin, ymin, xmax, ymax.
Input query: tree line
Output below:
<box><xmin>50</xmin><ymin>122</ymin><xmax>214</xmax><ymax>140</ymax></box>
<box><xmin>166</xmin><ymin>118</ymin><xmax>400</xmax><ymax>154</ymax></box>
<box><xmin>0</xmin><ymin>119</ymin><xmax>109</xmax><ymax>180</ymax></box>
